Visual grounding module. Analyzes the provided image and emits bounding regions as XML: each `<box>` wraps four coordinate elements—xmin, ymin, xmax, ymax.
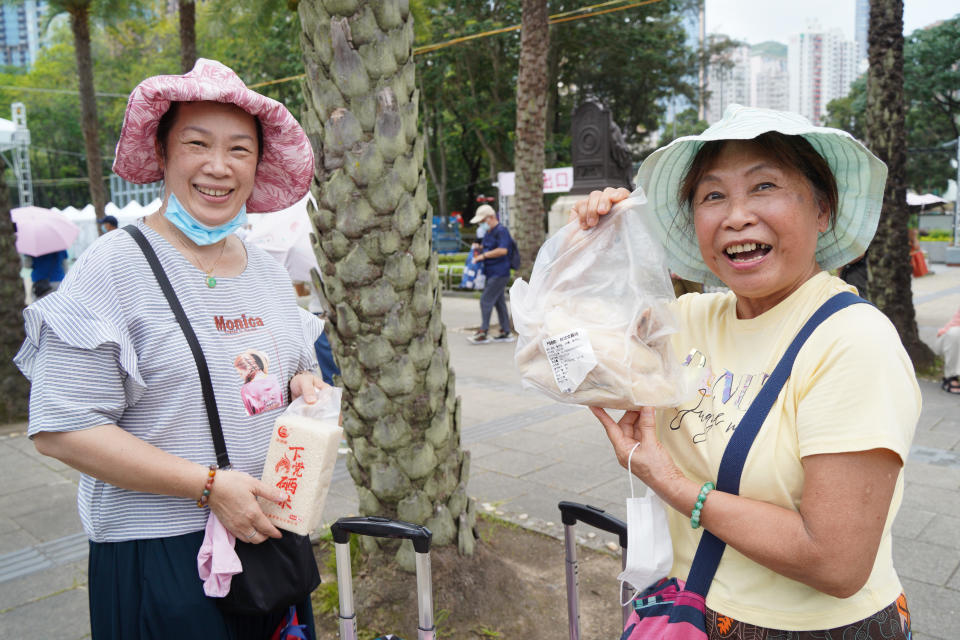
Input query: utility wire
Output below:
<box><xmin>2</xmin><ymin>1</ymin><xmax>667</xmax><ymax>97</ymax></box>
<box><xmin>246</xmin><ymin>0</ymin><xmax>666</xmax><ymax>88</ymax></box>
<box><xmin>0</xmin><ymin>84</ymin><xmax>128</xmax><ymax>98</ymax></box>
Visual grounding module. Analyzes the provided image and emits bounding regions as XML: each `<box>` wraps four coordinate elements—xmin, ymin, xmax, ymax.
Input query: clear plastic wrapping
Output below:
<box><xmin>510</xmin><ymin>191</ymin><xmax>689</xmax><ymax>409</ymax></box>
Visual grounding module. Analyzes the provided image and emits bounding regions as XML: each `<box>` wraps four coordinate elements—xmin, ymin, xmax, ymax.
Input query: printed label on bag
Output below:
<box><xmin>543</xmin><ymin>329</ymin><xmax>598</xmax><ymax>393</ymax></box>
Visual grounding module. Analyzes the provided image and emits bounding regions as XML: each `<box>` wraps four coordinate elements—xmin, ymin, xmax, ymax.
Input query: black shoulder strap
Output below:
<box><xmin>683</xmin><ymin>291</ymin><xmax>866</xmax><ymax>596</ymax></box>
<box><xmin>124</xmin><ymin>225</ymin><xmax>231</xmax><ymax>469</ymax></box>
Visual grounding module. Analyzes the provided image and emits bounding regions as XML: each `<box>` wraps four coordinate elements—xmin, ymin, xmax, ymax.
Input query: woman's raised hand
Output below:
<box><xmin>591</xmin><ymin>406</ymin><xmax>685</xmax><ymax>491</ymax></box>
<box><xmin>569</xmin><ymin>187</ymin><xmax>632</xmax><ymax>230</ymax></box>
<box><xmin>209</xmin><ymin>469</ymin><xmax>286</xmax><ymax>543</ymax></box>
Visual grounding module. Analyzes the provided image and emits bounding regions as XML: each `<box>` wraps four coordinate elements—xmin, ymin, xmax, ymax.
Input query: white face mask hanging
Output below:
<box><xmin>617</xmin><ymin>442</ymin><xmax>674</xmax><ymax>605</ymax></box>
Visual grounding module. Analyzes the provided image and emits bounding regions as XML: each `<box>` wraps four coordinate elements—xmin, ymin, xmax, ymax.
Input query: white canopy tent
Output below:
<box><xmin>57</xmin><ymin>196</ymin><xmax>319</xmax><ymax>286</ymax></box>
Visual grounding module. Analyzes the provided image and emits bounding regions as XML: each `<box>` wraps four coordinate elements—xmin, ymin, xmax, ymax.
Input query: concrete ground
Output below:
<box><xmin>2</xmin><ymin>266</ymin><xmax>959</xmax><ymax>639</ymax></box>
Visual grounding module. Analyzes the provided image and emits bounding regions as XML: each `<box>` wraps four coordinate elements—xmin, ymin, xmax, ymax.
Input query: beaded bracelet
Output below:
<box><xmin>690</xmin><ymin>481</ymin><xmax>715</xmax><ymax>529</ymax></box>
<box><xmin>196</xmin><ymin>464</ymin><xmax>217</xmax><ymax>508</ymax></box>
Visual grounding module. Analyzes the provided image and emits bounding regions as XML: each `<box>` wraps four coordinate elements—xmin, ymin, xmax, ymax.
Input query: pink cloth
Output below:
<box><xmin>939</xmin><ymin>307</ymin><xmax>960</xmax><ymax>337</ymax></box>
<box><xmin>112</xmin><ymin>58</ymin><xmax>312</xmax><ymax>213</ymax></box>
<box><xmin>197</xmin><ymin>512</ymin><xmax>242</xmax><ymax>597</ymax></box>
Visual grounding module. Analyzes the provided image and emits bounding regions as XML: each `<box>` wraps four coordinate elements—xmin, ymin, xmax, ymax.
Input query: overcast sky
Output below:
<box><xmin>705</xmin><ymin>1</ymin><xmax>956</xmax><ymax>46</ymax></box>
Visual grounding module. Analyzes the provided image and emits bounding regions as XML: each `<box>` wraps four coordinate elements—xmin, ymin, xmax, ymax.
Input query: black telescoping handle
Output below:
<box><xmin>331</xmin><ymin>516</ymin><xmax>433</xmax><ymax>554</ymax></box>
<box><xmin>558</xmin><ymin>501</ymin><xmax>627</xmax><ymax>549</ymax></box>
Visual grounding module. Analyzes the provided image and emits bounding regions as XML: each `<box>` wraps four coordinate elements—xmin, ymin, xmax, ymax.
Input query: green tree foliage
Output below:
<box><xmin>826</xmin><ymin>15</ymin><xmax>959</xmax><ymax>195</ymax></box>
<box><xmin>657</xmin><ymin>107</ymin><xmax>708</xmax><ymax>146</ymax></box>
<box><xmin>416</xmin><ymin>0</ymin><xmax>700</xmax><ymax>220</ymax></box>
<box><xmin>824</xmin><ymin>76</ymin><xmax>866</xmax><ymax>140</ymax></box>
<box><xmin>416</xmin><ymin>0</ymin><xmax>521</xmax><ymax>219</ymax></box>
<box><xmin>903</xmin><ymin>14</ymin><xmax>959</xmax><ymax>194</ymax></box>
<box><xmin>0</xmin><ymin>0</ymin><xmax>301</xmax><ymax>208</ymax></box>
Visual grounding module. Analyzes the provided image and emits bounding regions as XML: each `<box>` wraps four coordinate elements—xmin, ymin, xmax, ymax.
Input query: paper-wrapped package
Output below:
<box><xmin>511</xmin><ymin>191</ymin><xmax>690</xmax><ymax>409</ymax></box>
<box><xmin>258</xmin><ymin>386</ymin><xmax>343</xmax><ymax>535</ymax></box>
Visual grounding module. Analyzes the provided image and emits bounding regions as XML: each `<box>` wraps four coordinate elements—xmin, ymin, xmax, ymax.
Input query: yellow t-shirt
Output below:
<box><xmin>662</xmin><ymin>271</ymin><xmax>920</xmax><ymax>630</ymax></box>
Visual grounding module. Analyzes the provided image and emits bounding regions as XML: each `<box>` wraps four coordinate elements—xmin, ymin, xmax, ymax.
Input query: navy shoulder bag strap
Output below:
<box><xmin>683</xmin><ymin>291</ymin><xmax>866</xmax><ymax>596</ymax></box>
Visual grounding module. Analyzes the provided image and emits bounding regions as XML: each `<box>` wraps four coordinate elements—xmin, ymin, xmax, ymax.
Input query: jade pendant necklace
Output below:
<box><xmin>175</xmin><ymin>232</ymin><xmax>229</xmax><ymax>288</ymax></box>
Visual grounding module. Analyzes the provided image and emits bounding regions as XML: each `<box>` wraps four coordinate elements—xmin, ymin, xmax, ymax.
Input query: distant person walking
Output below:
<box><xmin>99</xmin><ymin>215</ymin><xmax>119</xmax><ymax>234</ymax></box>
<box><xmin>469</xmin><ymin>204</ymin><xmax>515</xmax><ymax>344</ymax></box>
<box><xmin>27</xmin><ymin>249</ymin><xmax>68</xmax><ymax>299</ymax></box>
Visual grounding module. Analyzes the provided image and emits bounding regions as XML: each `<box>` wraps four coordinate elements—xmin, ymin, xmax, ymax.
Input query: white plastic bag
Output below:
<box><xmin>618</xmin><ymin>444</ymin><xmax>673</xmax><ymax>602</ymax></box>
<box><xmin>510</xmin><ymin>189</ymin><xmax>689</xmax><ymax>408</ymax></box>
<box><xmin>258</xmin><ymin>386</ymin><xmax>344</xmax><ymax>535</ymax></box>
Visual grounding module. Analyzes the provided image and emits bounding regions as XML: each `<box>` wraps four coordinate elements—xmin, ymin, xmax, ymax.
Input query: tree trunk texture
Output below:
<box><xmin>864</xmin><ymin>0</ymin><xmax>935</xmax><ymax>369</ymax></box>
<box><xmin>179</xmin><ymin>0</ymin><xmax>198</xmax><ymax>72</ymax></box>
<box><xmin>0</xmin><ymin>154</ymin><xmax>30</xmax><ymax>423</ymax></box>
<box><xmin>513</xmin><ymin>0</ymin><xmax>549</xmax><ymax>279</ymax></box>
<box><xmin>298</xmin><ymin>0</ymin><xmax>475</xmax><ymax>568</ymax></box>
<box><xmin>69</xmin><ymin>6</ymin><xmax>108</xmax><ymax>223</ymax></box>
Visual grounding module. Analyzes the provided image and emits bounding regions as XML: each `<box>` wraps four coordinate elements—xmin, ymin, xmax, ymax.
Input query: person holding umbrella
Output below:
<box><xmin>11</xmin><ymin>205</ymin><xmax>81</xmax><ymax>300</ymax></box>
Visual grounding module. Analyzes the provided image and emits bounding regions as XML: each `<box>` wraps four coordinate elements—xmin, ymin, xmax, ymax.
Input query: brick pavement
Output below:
<box><xmin>2</xmin><ymin>267</ymin><xmax>959</xmax><ymax>639</ymax></box>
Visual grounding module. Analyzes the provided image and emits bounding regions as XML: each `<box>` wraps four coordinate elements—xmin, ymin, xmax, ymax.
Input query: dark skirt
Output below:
<box><xmin>88</xmin><ymin>530</ymin><xmax>316</xmax><ymax>640</ymax></box>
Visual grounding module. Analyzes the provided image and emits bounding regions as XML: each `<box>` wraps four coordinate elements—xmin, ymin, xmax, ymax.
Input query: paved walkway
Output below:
<box><xmin>2</xmin><ymin>267</ymin><xmax>959</xmax><ymax>639</ymax></box>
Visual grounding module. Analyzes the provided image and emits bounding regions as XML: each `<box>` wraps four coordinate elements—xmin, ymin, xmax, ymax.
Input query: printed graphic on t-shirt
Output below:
<box><xmin>234</xmin><ymin>348</ymin><xmax>283</xmax><ymax>416</ymax></box>
<box><xmin>671</xmin><ymin>348</ymin><xmax>771</xmax><ymax>445</ymax></box>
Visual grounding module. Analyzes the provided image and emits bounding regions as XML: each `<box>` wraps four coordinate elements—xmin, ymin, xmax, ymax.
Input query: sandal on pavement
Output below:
<box><xmin>941</xmin><ymin>376</ymin><xmax>960</xmax><ymax>395</ymax></box>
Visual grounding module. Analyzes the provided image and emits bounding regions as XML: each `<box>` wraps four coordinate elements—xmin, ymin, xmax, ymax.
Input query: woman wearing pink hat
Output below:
<box><xmin>16</xmin><ymin>60</ymin><xmax>324</xmax><ymax>638</ymax></box>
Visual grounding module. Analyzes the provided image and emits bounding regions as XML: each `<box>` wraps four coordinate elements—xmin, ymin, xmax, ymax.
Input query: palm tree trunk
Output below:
<box><xmin>69</xmin><ymin>5</ymin><xmax>107</xmax><ymax>223</ymax></box>
<box><xmin>512</xmin><ymin>0</ymin><xmax>549</xmax><ymax>278</ymax></box>
<box><xmin>299</xmin><ymin>0</ymin><xmax>475</xmax><ymax>568</ymax></box>
<box><xmin>179</xmin><ymin>0</ymin><xmax>197</xmax><ymax>72</ymax></box>
<box><xmin>0</xmin><ymin>154</ymin><xmax>30</xmax><ymax>423</ymax></box>
<box><xmin>864</xmin><ymin>0</ymin><xmax>934</xmax><ymax>369</ymax></box>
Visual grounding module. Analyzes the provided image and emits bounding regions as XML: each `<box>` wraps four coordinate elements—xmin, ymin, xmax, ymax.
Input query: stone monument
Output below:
<box><xmin>549</xmin><ymin>100</ymin><xmax>635</xmax><ymax>235</ymax></box>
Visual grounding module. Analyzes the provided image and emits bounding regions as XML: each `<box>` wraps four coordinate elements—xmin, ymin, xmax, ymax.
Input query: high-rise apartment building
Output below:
<box><xmin>0</xmin><ymin>1</ymin><xmax>47</xmax><ymax>68</ymax></box>
<box><xmin>704</xmin><ymin>43</ymin><xmax>788</xmax><ymax>123</ymax></box>
<box><xmin>705</xmin><ymin>45</ymin><xmax>751</xmax><ymax>123</ymax></box>
<box><xmin>855</xmin><ymin>0</ymin><xmax>870</xmax><ymax>69</ymax></box>
<box><xmin>750</xmin><ymin>53</ymin><xmax>789</xmax><ymax>112</ymax></box>
<box><xmin>788</xmin><ymin>26</ymin><xmax>859</xmax><ymax>125</ymax></box>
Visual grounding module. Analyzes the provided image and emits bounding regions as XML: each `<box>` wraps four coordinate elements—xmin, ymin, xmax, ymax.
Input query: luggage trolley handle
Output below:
<box><xmin>330</xmin><ymin>516</ymin><xmax>434</xmax><ymax>640</ymax></box>
<box><xmin>557</xmin><ymin>502</ymin><xmax>629</xmax><ymax>640</ymax></box>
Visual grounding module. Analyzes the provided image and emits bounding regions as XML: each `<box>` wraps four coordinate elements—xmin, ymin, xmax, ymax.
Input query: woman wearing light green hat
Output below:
<box><xmin>573</xmin><ymin>105</ymin><xmax>918</xmax><ymax>637</ymax></box>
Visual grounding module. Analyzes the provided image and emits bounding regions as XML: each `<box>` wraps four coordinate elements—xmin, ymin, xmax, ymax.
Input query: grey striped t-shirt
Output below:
<box><xmin>16</xmin><ymin>220</ymin><xmax>323</xmax><ymax>542</ymax></box>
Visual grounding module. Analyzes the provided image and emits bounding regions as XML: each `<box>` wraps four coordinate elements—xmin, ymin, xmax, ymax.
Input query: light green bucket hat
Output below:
<box><xmin>635</xmin><ymin>104</ymin><xmax>887</xmax><ymax>286</ymax></box>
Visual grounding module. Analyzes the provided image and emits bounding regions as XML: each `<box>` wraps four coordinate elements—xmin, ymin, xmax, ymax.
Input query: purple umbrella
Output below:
<box><xmin>11</xmin><ymin>206</ymin><xmax>80</xmax><ymax>257</ymax></box>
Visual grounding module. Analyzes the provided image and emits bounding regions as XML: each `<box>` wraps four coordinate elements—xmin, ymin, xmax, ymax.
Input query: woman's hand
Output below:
<box><xmin>290</xmin><ymin>370</ymin><xmax>329</xmax><ymax>404</ymax></box>
<box><xmin>208</xmin><ymin>469</ymin><xmax>286</xmax><ymax>543</ymax></box>
<box><xmin>591</xmin><ymin>406</ymin><xmax>686</xmax><ymax>493</ymax></box>
<box><xmin>569</xmin><ymin>187</ymin><xmax>632</xmax><ymax>229</ymax></box>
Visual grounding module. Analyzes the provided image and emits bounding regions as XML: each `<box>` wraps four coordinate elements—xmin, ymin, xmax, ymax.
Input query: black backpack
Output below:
<box><xmin>508</xmin><ymin>236</ymin><xmax>521</xmax><ymax>270</ymax></box>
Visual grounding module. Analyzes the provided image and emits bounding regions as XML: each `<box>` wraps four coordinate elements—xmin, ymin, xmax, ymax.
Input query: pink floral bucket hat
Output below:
<box><xmin>112</xmin><ymin>58</ymin><xmax>312</xmax><ymax>213</ymax></box>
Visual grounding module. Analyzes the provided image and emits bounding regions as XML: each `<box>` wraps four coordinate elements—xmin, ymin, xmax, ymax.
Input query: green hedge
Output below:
<box><xmin>919</xmin><ymin>230</ymin><xmax>953</xmax><ymax>241</ymax></box>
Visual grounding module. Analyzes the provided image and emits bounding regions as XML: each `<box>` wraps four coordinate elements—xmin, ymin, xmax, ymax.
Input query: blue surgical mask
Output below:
<box><xmin>163</xmin><ymin>193</ymin><xmax>248</xmax><ymax>246</ymax></box>
<box><xmin>478</xmin><ymin>221</ymin><xmax>490</xmax><ymax>236</ymax></box>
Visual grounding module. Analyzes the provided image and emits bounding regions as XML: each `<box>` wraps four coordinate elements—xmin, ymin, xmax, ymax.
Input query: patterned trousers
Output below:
<box><xmin>706</xmin><ymin>594</ymin><xmax>911</xmax><ymax>640</ymax></box>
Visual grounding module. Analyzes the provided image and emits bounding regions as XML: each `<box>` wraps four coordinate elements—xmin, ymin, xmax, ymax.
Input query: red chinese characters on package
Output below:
<box><xmin>258</xmin><ymin>386</ymin><xmax>343</xmax><ymax>535</ymax></box>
